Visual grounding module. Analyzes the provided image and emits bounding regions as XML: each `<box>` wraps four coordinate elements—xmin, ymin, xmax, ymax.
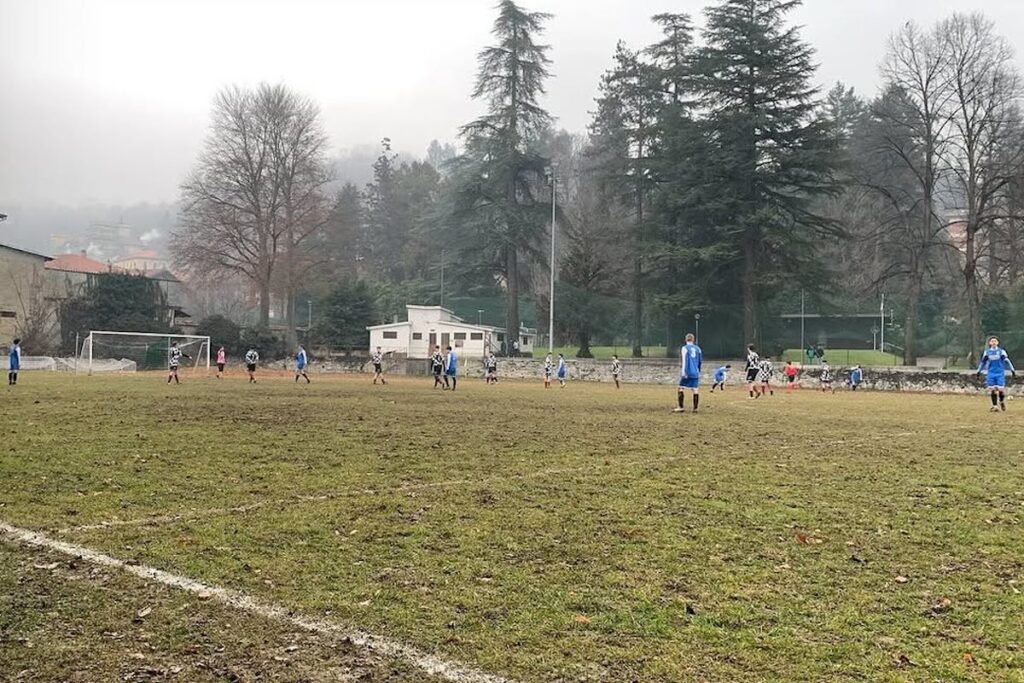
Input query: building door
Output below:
<box><xmin>441</xmin><ymin>332</ymin><xmax>450</xmax><ymax>349</ymax></box>
<box><xmin>429</xmin><ymin>332</ymin><xmax>437</xmax><ymax>350</ymax></box>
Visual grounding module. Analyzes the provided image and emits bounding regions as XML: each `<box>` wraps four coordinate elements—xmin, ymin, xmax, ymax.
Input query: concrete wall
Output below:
<box><xmin>0</xmin><ymin>248</ymin><xmax>52</xmax><ymax>343</ymax></box>
<box><xmin>307</xmin><ymin>356</ymin><xmax>1023</xmax><ymax>396</ymax></box>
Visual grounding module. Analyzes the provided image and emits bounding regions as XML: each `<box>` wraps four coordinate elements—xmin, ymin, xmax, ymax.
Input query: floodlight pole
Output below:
<box><xmin>800</xmin><ymin>289</ymin><xmax>805</xmax><ymax>357</ymax></box>
<box><xmin>548</xmin><ymin>168</ymin><xmax>557</xmax><ymax>354</ymax></box>
<box><xmin>880</xmin><ymin>292</ymin><xmax>885</xmax><ymax>353</ymax></box>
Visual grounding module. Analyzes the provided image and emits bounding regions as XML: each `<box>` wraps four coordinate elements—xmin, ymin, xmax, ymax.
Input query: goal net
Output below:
<box><xmin>79</xmin><ymin>331</ymin><xmax>211</xmax><ymax>374</ymax></box>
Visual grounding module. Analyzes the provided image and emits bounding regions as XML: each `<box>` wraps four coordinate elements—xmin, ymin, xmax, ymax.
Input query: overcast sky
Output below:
<box><xmin>3</xmin><ymin>0</ymin><xmax>1024</xmax><ymax>206</ymax></box>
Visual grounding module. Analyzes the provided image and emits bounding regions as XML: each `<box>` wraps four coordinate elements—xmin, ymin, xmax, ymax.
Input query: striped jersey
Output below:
<box><xmin>745</xmin><ymin>349</ymin><xmax>760</xmax><ymax>371</ymax></box>
<box><xmin>371</xmin><ymin>351</ymin><xmax>383</xmax><ymax>365</ymax></box>
<box><xmin>757</xmin><ymin>359</ymin><xmax>773</xmax><ymax>382</ymax></box>
<box><xmin>245</xmin><ymin>349</ymin><xmax>258</xmax><ymax>365</ymax></box>
<box><xmin>168</xmin><ymin>347</ymin><xmax>183</xmax><ymax>367</ymax></box>
<box><xmin>820</xmin><ymin>366</ymin><xmax>834</xmax><ymax>383</ymax></box>
<box><xmin>611</xmin><ymin>359</ymin><xmax>621</xmax><ymax>375</ymax></box>
<box><xmin>431</xmin><ymin>351</ymin><xmax>444</xmax><ymax>370</ymax></box>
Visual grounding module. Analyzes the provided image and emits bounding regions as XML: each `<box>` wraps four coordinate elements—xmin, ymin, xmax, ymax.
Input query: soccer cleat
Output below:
<box><xmin>990</xmin><ymin>406</ymin><xmax>1000</xmax><ymax>412</ymax></box>
<box><xmin>672</xmin><ymin>407</ymin><xmax>686</xmax><ymax>413</ymax></box>
<box><xmin>1000</xmin><ymin>402</ymin><xmax>1007</xmax><ymax>411</ymax></box>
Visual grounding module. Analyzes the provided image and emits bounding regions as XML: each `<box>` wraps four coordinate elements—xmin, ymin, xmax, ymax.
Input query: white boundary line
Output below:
<box><xmin>0</xmin><ymin>521</ymin><xmax>518</xmax><ymax>683</ymax></box>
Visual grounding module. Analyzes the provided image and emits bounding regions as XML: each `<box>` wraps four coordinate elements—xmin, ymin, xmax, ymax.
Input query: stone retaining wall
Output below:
<box><xmin>299</xmin><ymin>356</ymin><xmax>1018</xmax><ymax>395</ymax></box>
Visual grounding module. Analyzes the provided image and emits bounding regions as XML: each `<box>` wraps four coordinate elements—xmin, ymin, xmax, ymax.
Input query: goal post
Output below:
<box><xmin>79</xmin><ymin>331</ymin><xmax>211</xmax><ymax>375</ymax></box>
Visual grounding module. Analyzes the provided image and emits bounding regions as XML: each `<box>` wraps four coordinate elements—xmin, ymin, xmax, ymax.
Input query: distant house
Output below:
<box><xmin>0</xmin><ymin>242</ymin><xmax>53</xmax><ymax>342</ymax></box>
<box><xmin>46</xmin><ymin>251</ymin><xmax>191</xmax><ymax>330</ymax></box>
<box><xmin>367</xmin><ymin>305</ymin><xmax>536</xmax><ymax>359</ymax></box>
<box><xmin>45</xmin><ymin>251</ymin><xmax>112</xmax><ymax>299</ymax></box>
<box><xmin>112</xmin><ymin>249</ymin><xmax>168</xmax><ymax>275</ymax></box>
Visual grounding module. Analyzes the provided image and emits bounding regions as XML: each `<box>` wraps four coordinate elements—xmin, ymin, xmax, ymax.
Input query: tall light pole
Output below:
<box><xmin>477</xmin><ymin>309</ymin><xmax>484</xmax><ymax>325</ymax></box>
<box><xmin>880</xmin><ymin>292</ymin><xmax>885</xmax><ymax>354</ymax></box>
<box><xmin>548</xmin><ymin>166</ymin><xmax>557</xmax><ymax>353</ymax></box>
<box><xmin>800</xmin><ymin>289</ymin><xmax>806</xmax><ymax>359</ymax></box>
<box><xmin>439</xmin><ymin>249</ymin><xmax>446</xmax><ymax>308</ymax></box>
<box><xmin>307</xmin><ymin>300</ymin><xmax>312</xmax><ymax>329</ymax></box>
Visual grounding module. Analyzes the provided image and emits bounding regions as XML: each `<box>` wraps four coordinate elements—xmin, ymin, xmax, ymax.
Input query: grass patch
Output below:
<box><xmin>2</xmin><ymin>371</ymin><xmax>1024</xmax><ymax>681</ymax></box>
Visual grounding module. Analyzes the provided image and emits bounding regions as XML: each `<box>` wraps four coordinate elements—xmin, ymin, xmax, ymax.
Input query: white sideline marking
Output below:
<box><xmin>0</xmin><ymin>521</ymin><xmax>518</xmax><ymax>683</ymax></box>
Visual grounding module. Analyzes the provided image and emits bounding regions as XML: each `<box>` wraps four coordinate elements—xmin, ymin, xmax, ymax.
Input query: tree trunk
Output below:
<box><xmin>258</xmin><ymin>280</ymin><xmax>271</xmax><ymax>328</ymax></box>
<box><xmin>742</xmin><ymin>237</ymin><xmax>758</xmax><ymax>346</ymax></box>
<box><xmin>285</xmin><ymin>292</ymin><xmax>298</xmax><ymax>349</ymax></box>
<box><xmin>903</xmin><ymin>269</ymin><xmax>921</xmax><ymax>366</ymax></box>
<box><xmin>505</xmin><ymin>245</ymin><xmax>520</xmax><ymax>356</ymax></box>
<box><xmin>631</xmin><ymin>179</ymin><xmax>644</xmax><ymax>358</ymax></box>
<box><xmin>964</xmin><ymin>224</ymin><xmax>981</xmax><ymax>366</ymax></box>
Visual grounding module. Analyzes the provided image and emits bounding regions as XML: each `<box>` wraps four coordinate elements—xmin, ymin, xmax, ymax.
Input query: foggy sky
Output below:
<box><xmin>3</xmin><ymin>0</ymin><xmax>1024</xmax><ymax>206</ymax></box>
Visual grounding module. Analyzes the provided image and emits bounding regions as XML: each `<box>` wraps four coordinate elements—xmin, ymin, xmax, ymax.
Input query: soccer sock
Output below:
<box><xmin>677</xmin><ymin>391</ymin><xmax>686</xmax><ymax>409</ymax></box>
<box><xmin>999</xmin><ymin>391</ymin><xmax>1006</xmax><ymax>404</ymax></box>
<box><xmin>451</xmin><ymin>377</ymin><xmax>457</xmax><ymax>391</ymax></box>
<box><xmin>693</xmin><ymin>393</ymin><xmax>699</xmax><ymax>411</ymax></box>
<box><xmin>992</xmin><ymin>392</ymin><xmax>999</xmax><ymax>406</ymax></box>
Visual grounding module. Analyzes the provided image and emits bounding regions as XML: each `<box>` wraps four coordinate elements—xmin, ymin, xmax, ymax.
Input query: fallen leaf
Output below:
<box><xmin>136</xmin><ymin>606</ymin><xmax>152</xmax><ymax>619</ymax></box>
<box><xmin>962</xmin><ymin>652</ymin><xmax>975</xmax><ymax>665</ymax></box>
<box><xmin>574</xmin><ymin>614</ymin><xmax>591</xmax><ymax>624</ymax></box>
<box><xmin>895</xmin><ymin>575</ymin><xmax>909</xmax><ymax>584</ymax></box>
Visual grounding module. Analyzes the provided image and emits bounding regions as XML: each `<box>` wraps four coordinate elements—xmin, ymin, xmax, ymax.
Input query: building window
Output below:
<box><xmin>522</xmin><ymin>336</ymin><xmax>530</xmax><ymax>345</ymax></box>
<box><xmin>470</xmin><ymin>332</ymin><xmax>483</xmax><ymax>341</ymax></box>
<box><xmin>412</xmin><ymin>333</ymin><xmax>422</xmax><ymax>340</ymax></box>
<box><xmin>497</xmin><ymin>333</ymin><xmax>505</xmax><ymax>342</ymax></box>
<box><xmin>0</xmin><ymin>311</ymin><xmax>15</xmax><ymax>318</ymax></box>
<box><xmin>454</xmin><ymin>332</ymin><xmax>466</xmax><ymax>341</ymax></box>
<box><xmin>383</xmin><ymin>330</ymin><xmax>398</xmax><ymax>340</ymax></box>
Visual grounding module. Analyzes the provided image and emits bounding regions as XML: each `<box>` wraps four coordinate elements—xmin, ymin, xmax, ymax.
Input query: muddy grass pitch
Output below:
<box><xmin>1</xmin><ymin>371</ymin><xmax>1022</xmax><ymax>682</ymax></box>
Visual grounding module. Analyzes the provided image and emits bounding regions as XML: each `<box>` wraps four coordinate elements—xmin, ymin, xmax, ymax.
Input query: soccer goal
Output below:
<box><xmin>78</xmin><ymin>331</ymin><xmax>211</xmax><ymax>375</ymax></box>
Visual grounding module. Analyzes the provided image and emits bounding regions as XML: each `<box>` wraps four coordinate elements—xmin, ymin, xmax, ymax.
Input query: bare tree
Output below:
<box><xmin>876</xmin><ymin>22</ymin><xmax>955</xmax><ymax>365</ymax></box>
<box><xmin>172</xmin><ymin>84</ymin><xmax>331</xmax><ymax>333</ymax></box>
<box><xmin>938</xmin><ymin>13</ymin><xmax>1024</xmax><ymax>362</ymax></box>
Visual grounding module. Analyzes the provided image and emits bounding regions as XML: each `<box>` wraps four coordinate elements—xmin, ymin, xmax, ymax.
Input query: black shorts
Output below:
<box><xmin>432</xmin><ymin>365</ymin><xmax>443</xmax><ymax>375</ymax></box>
<box><xmin>247</xmin><ymin>363</ymin><xmax>257</xmax><ymax>373</ymax></box>
<box><xmin>746</xmin><ymin>368</ymin><xmax>759</xmax><ymax>382</ymax></box>
<box><xmin>217</xmin><ymin>363</ymin><xmax>225</xmax><ymax>372</ymax></box>
<box><xmin>373</xmin><ymin>363</ymin><xmax>383</xmax><ymax>373</ymax></box>
<box><xmin>786</xmin><ymin>375</ymin><xmax>796</xmax><ymax>383</ymax></box>
<box><xmin>169</xmin><ymin>365</ymin><xmax>179</xmax><ymax>372</ymax></box>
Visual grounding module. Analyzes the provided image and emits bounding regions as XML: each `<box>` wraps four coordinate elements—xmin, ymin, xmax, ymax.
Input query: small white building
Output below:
<box><xmin>367</xmin><ymin>305</ymin><xmax>536</xmax><ymax>359</ymax></box>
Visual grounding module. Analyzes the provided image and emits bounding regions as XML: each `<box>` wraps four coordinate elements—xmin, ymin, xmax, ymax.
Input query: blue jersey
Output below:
<box><xmin>557</xmin><ymin>358</ymin><xmax>566</xmax><ymax>378</ymax></box>
<box><xmin>8</xmin><ymin>344</ymin><xmax>20</xmax><ymax>371</ymax></box>
<box><xmin>978</xmin><ymin>346</ymin><xmax>1014</xmax><ymax>381</ymax></box>
<box><xmin>850</xmin><ymin>368</ymin><xmax>863</xmax><ymax>385</ymax></box>
<box><xmin>445</xmin><ymin>351</ymin><xmax>458</xmax><ymax>375</ymax></box>
<box><xmin>681</xmin><ymin>343</ymin><xmax>702</xmax><ymax>380</ymax></box>
<box><xmin>713</xmin><ymin>365</ymin><xmax>728</xmax><ymax>382</ymax></box>
<box><xmin>296</xmin><ymin>349</ymin><xmax>307</xmax><ymax>369</ymax></box>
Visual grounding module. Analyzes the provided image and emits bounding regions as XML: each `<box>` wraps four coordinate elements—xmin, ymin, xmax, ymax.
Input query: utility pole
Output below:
<box><xmin>800</xmin><ymin>289</ymin><xmax>806</xmax><ymax>358</ymax></box>
<box><xmin>880</xmin><ymin>292</ymin><xmax>885</xmax><ymax>353</ymax></box>
<box><xmin>548</xmin><ymin>167</ymin><xmax>557</xmax><ymax>354</ymax></box>
<box><xmin>440</xmin><ymin>249</ymin><xmax>446</xmax><ymax>309</ymax></box>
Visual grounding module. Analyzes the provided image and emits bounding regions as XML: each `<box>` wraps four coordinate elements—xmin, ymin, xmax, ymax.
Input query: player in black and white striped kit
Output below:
<box><xmin>245</xmin><ymin>347</ymin><xmax>259</xmax><ymax>384</ymax></box>
<box><xmin>371</xmin><ymin>347</ymin><xmax>387</xmax><ymax>385</ymax></box>
<box><xmin>167</xmin><ymin>341</ymin><xmax>191</xmax><ymax>385</ymax></box>
<box><xmin>431</xmin><ymin>346</ymin><xmax>447</xmax><ymax>389</ymax></box>
<box><xmin>744</xmin><ymin>344</ymin><xmax>760</xmax><ymax>398</ymax></box>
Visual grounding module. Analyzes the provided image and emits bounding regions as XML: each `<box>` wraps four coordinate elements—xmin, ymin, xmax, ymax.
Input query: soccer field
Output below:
<box><xmin>2</xmin><ymin>372</ymin><xmax>1023</xmax><ymax>682</ymax></box>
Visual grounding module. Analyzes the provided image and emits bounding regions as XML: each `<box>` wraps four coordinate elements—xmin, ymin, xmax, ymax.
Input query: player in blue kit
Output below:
<box><xmin>710</xmin><ymin>364</ymin><xmax>731</xmax><ymax>392</ymax></box>
<box><xmin>674</xmin><ymin>333</ymin><xmax>702</xmax><ymax>413</ymax></box>
<box><xmin>977</xmin><ymin>336</ymin><xmax>1015</xmax><ymax>412</ymax></box>
<box><xmin>557</xmin><ymin>353</ymin><xmax>567</xmax><ymax>388</ymax></box>
<box><xmin>295</xmin><ymin>344</ymin><xmax>311</xmax><ymax>383</ymax></box>
<box><xmin>8</xmin><ymin>337</ymin><xmax>21</xmax><ymax>386</ymax></box>
<box><xmin>444</xmin><ymin>346</ymin><xmax>458</xmax><ymax>392</ymax></box>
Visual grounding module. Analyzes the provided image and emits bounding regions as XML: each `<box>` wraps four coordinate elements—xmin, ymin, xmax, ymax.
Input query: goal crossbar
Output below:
<box><xmin>81</xmin><ymin>331</ymin><xmax>211</xmax><ymax>375</ymax></box>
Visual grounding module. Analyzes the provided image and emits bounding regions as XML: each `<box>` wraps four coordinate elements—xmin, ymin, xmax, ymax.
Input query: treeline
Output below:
<box><xmin>171</xmin><ymin>0</ymin><xmax>1024</xmax><ymax>363</ymax></box>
